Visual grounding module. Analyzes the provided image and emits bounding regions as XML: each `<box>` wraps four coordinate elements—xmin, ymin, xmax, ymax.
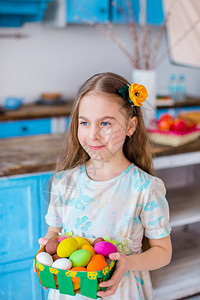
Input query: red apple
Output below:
<box><xmin>170</xmin><ymin>119</ymin><xmax>188</xmax><ymax>131</ymax></box>
<box><xmin>157</xmin><ymin>114</ymin><xmax>174</xmax><ymax>131</ymax></box>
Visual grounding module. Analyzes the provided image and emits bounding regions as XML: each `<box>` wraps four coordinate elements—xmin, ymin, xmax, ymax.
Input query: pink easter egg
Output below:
<box><xmin>58</xmin><ymin>237</ymin><xmax>68</xmax><ymax>242</ymax></box>
<box><xmin>94</xmin><ymin>241</ymin><xmax>117</xmax><ymax>257</ymax></box>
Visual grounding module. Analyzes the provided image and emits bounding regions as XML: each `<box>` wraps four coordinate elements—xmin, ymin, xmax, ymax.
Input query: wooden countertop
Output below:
<box><xmin>0</xmin><ymin>101</ymin><xmax>74</xmax><ymax>121</ymax></box>
<box><xmin>0</xmin><ymin>134</ymin><xmax>200</xmax><ymax>177</ymax></box>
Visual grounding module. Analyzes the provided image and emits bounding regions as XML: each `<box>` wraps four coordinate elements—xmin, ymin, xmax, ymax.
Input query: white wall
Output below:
<box><xmin>0</xmin><ymin>22</ymin><xmax>200</xmax><ymax>105</ymax></box>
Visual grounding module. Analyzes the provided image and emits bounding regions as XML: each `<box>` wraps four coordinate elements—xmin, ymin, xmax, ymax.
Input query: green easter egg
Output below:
<box><xmin>57</xmin><ymin>237</ymin><xmax>78</xmax><ymax>258</ymax></box>
<box><xmin>69</xmin><ymin>249</ymin><xmax>91</xmax><ymax>267</ymax></box>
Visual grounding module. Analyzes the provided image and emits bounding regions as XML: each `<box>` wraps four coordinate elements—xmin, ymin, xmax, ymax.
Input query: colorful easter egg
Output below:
<box><xmin>91</xmin><ymin>254</ymin><xmax>105</xmax><ymax>262</ymax></box>
<box><xmin>36</xmin><ymin>252</ymin><xmax>53</xmax><ymax>266</ymax></box>
<box><xmin>87</xmin><ymin>257</ymin><xmax>107</xmax><ymax>271</ymax></box>
<box><xmin>74</xmin><ymin>237</ymin><xmax>90</xmax><ymax>249</ymax></box>
<box><xmin>70</xmin><ymin>267</ymin><xmax>87</xmax><ymax>283</ymax></box>
<box><xmin>57</xmin><ymin>237</ymin><xmax>78</xmax><ymax>258</ymax></box>
<box><xmin>73</xmin><ymin>282</ymin><xmax>80</xmax><ymax>291</ymax></box>
<box><xmin>52</xmin><ymin>258</ymin><xmax>72</xmax><ymax>270</ymax></box>
<box><xmin>81</xmin><ymin>244</ymin><xmax>96</xmax><ymax>257</ymax></box>
<box><xmin>94</xmin><ymin>241</ymin><xmax>117</xmax><ymax>257</ymax></box>
<box><xmin>52</xmin><ymin>254</ymin><xmax>60</xmax><ymax>261</ymax></box>
<box><xmin>69</xmin><ymin>249</ymin><xmax>91</xmax><ymax>267</ymax></box>
<box><xmin>92</xmin><ymin>237</ymin><xmax>104</xmax><ymax>246</ymax></box>
<box><xmin>45</xmin><ymin>239</ymin><xmax>60</xmax><ymax>255</ymax></box>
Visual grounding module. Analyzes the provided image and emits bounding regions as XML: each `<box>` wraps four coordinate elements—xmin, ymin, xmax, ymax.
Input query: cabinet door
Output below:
<box><xmin>67</xmin><ymin>0</ymin><xmax>110</xmax><ymax>23</ymax></box>
<box><xmin>39</xmin><ymin>173</ymin><xmax>54</xmax><ymax>237</ymax></box>
<box><xmin>66</xmin><ymin>116</ymin><xmax>70</xmax><ymax>131</ymax></box>
<box><xmin>111</xmin><ymin>0</ymin><xmax>139</xmax><ymax>23</ymax></box>
<box><xmin>0</xmin><ymin>2</ymin><xmax>47</xmax><ymax>15</ymax></box>
<box><xmin>0</xmin><ymin>176</ymin><xmax>40</xmax><ymax>264</ymax></box>
<box><xmin>0</xmin><ymin>118</ymin><xmax>51</xmax><ymax>138</ymax></box>
<box><xmin>146</xmin><ymin>0</ymin><xmax>164</xmax><ymax>25</ymax></box>
<box><xmin>111</xmin><ymin>0</ymin><xmax>164</xmax><ymax>25</ymax></box>
<box><xmin>0</xmin><ymin>259</ymin><xmax>43</xmax><ymax>300</ymax></box>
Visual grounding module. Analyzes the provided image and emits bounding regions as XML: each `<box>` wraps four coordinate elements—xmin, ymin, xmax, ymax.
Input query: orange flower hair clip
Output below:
<box><xmin>118</xmin><ymin>83</ymin><xmax>148</xmax><ymax>107</ymax></box>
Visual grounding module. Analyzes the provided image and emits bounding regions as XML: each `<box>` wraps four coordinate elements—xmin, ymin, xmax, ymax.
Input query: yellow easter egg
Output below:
<box><xmin>74</xmin><ymin>237</ymin><xmax>90</xmax><ymax>249</ymax></box>
<box><xmin>81</xmin><ymin>244</ymin><xmax>96</xmax><ymax>257</ymax></box>
<box><xmin>57</xmin><ymin>237</ymin><xmax>78</xmax><ymax>258</ymax></box>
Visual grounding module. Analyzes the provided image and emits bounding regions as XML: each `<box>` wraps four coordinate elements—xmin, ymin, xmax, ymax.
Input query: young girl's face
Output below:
<box><xmin>78</xmin><ymin>91</ymin><xmax>137</xmax><ymax>162</ymax></box>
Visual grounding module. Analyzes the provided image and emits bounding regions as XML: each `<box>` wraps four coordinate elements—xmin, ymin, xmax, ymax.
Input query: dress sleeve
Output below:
<box><xmin>45</xmin><ymin>172</ymin><xmax>64</xmax><ymax>228</ymax></box>
<box><xmin>140</xmin><ymin>177</ymin><xmax>171</xmax><ymax>239</ymax></box>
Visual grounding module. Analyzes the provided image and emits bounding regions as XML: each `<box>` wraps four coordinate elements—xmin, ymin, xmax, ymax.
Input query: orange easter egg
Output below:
<box><xmin>90</xmin><ymin>254</ymin><xmax>105</xmax><ymax>262</ymax></box>
<box><xmin>70</xmin><ymin>267</ymin><xmax>87</xmax><ymax>284</ymax></box>
<box><xmin>73</xmin><ymin>282</ymin><xmax>80</xmax><ymax>291</ymax></box>
<box><xmin>81</xmin><ymin>244</ymin><xmax>96</xmax><ymax>258</ymax></box>
<box><xmin>87</xmin><ymin>258</ymin><xmax>107</xmax><ymax>271</ymax></box>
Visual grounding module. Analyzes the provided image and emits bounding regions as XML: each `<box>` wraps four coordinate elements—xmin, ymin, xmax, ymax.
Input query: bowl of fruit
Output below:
<box><xmin>34</xmin><ymin>236</ymin><xmax>116</xmax><ymax>299</ymax></box>
<box><xmin>147</xmin><ymin>114</ymin><xmax>200</xmax><ymax>147</ymax></box>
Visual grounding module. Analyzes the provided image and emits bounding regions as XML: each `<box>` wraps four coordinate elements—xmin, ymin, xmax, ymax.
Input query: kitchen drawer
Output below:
<box><xmin>0</xmin><ymin>118</ymin><xmax>51</xmax><ymax>138</ymax></box>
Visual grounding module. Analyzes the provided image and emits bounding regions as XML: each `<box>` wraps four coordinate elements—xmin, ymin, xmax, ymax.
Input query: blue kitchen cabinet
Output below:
<box><xmin>0</xmin><ymin>175</ymin><xmax>40</xmax><ymax>264</ymax></box>
<box><xmin>0</xmin><ymin>118</ymin><xmax>51</xmax><ymax>138</ymax></box>
<box><xmin>0</xmin><ymin>259</ymin><xmax>43</xmax><ymax>300</ymax></box>
<box><xmin>0</xmin><ymin>1</ymin><xmax>47</xmax><ymax>15</ymax></box>
<box><xmin>39</xmin><ymin>172</ymin><xmax>54</xmax><ymax>237</ymax></box>
<box><xmin>0</xmin><ymin>0</ymin><xmax>53</xmax><ymax>27</ymax></box>
<box><xmin>111</xmin><ymin>0</ymin><xmax>164</xmax><ymax>25</ymax></box>
<box><xmin>66</xmin><ymin>116</ymin><xmax>70</xmax><ymax>131</ymax></box>
<box><xmin>66</xmin><ymin>0</ymin><xmax>110</xmax><ymax>23</ymax></box>
<box><xmin>111</xmin><ymin>0</ymin><xmax>139</xmax><ymax>23</ymax></box>
<box><xmin>0</xmin><ymin>171</ymin><xmax>53</xmax><ymax>299</ymax></box>
<box><xmin>146</xmin><ymin>0</ymin><xmax>164</xmax><ymax>25</ymax></box>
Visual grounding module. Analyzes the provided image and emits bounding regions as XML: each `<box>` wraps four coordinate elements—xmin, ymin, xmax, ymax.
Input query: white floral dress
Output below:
<box><xmin>45</xmin><ymin>163</ymin><xmax>171</xmax><ymax>300</ymax></box>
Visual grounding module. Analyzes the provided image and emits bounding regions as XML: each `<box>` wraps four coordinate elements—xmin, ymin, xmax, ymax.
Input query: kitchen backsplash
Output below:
<box><xmin>0</xmin><ymin>23</ymin><xmax>200</xmax><ymax>105</ymax></box>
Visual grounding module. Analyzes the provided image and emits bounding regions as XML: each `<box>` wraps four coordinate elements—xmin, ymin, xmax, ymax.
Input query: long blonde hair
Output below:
<box><xmin>56</xmin><ymin>72</ymin><xmax>154</xmax><ymax>175</ymax></box>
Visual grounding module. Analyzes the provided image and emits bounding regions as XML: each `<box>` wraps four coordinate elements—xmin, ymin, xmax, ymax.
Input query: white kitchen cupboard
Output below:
<box><xmin>152</xmin><ymin>153</ymin><xmax>200</xmax><ymax>300</ymax></box>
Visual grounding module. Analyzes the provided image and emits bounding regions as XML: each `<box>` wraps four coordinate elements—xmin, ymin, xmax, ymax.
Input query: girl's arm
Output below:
<box><xmin>33</xmin><ymin>226</ymin><xmax>62</xmax><ymax>274</ymax></box>
<box><xmin>127</xmin><ymin>235</ymin><xmax>172</xmax><ymax>271</ymax></box>
<box><xmin>44</xmin><ymin>226</ymin><xmax>62</xmax><ymax>240</ymax></box>
<box><xmin>97</xmin><ymin>235</ymin><xmax>172</xmax><ymax>298</ymax></box>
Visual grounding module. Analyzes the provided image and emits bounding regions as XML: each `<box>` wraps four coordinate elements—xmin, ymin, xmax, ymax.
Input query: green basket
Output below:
<box><xmin>34</xmin><ymin>239</ymin><xmax>116</xmax><ymax>299</ymax></box>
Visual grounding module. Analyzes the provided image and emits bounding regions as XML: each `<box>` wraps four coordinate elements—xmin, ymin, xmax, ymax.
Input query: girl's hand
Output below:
<box><xmin>97</xmin><ymin>252</ymin><xmax>129</xmax><ymax>298</ymax></box>
<box><xmin>33</xmin><ymin>237</ymin><xmax>49</xmax><ymax>290</ymax></box>
<box><xmin>33</xmin><ymin>237</ymin><xmax>49</xmax><ymax>273</ymax></box>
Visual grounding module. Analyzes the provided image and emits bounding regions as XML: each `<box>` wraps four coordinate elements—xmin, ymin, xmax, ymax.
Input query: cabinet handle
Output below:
<box><xmin>100</xmin><ymin>8</ymin><xmax>105</xmax><ymax>13</ymax></box>
<box><xmin>21</xmin><ymin>126</ymin><xmax>28</xmax><ymax>132</ymax></box>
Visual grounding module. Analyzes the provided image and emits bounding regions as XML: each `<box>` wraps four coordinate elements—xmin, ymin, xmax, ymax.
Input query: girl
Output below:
<box><xmin>38</xmin><ymin>72</ymin><xmax>172</xmax><ymax>299</ymax></box>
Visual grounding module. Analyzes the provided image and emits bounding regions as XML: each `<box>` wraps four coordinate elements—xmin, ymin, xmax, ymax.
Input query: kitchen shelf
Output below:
<box><xmin>167</xmin><ymin>185</ymin><xmax>200</xmax><ymax>227</ymax></box>
<box><xmin>153</xmin><ymin>228</ymin><xmax>200</xmax><ymax>300</ymax></box>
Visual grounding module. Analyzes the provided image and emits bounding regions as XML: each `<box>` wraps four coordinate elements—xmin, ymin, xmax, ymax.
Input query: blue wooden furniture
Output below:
<box><xmin>0</xmin><ymin>0</ymin><xmax>52</xmax><ymax>27</ymax></box>
<box><xmin>66</xmin><ymin>0</ymin><xmax>110</xmax><ymax>23</ymax></box>
<box><xmin>0</xmin><ymin>172</ymin><xmax>53</xmax><ymax>299</ymax></box>
<box><xmin>111</xmin><ymin>0</ymin><xmax>140</xmax><ymax>23</ymax></box>
<box><xmin>0</xmin><ymin>118</ymin><xmax>51</xmax><ymax>138</ymax></box>
<box><xmin>0</xmin><ymin>0</ymin><xmax>164</xmax><ymax>27</ymax></box>
<box><xmin>68</xmin><ymin>0</ymin><xmax>164</xmax><ymax>25</ymax></box>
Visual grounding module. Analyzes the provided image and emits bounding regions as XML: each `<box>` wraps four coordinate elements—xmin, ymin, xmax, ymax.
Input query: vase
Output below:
<box><xmin>132</xmin><ymin>69</ymin><xmax>156</xmax><ymax>128</ymax></box>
